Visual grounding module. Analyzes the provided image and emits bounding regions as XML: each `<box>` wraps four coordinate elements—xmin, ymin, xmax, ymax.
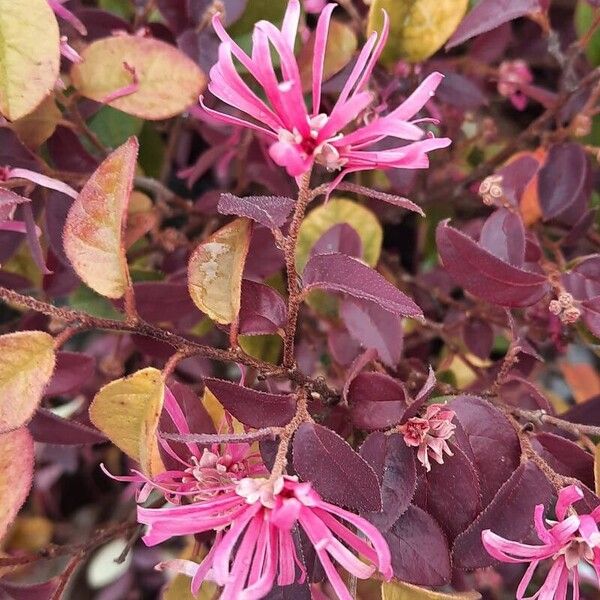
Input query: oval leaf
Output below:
<box><xmin>0</xmin><ymin>0</ymin><xmax>60</xmax><ymax>121</ymax></box>
<box><xmin>239</xmin><ymin>280</ymin><xmax>287</xmax><ymax>336</ymax></box>
<box><xmin>293</xmin><ymin>422</ymin><xmax>382</xmax><ymax>512</ymax></box>
<box><xmin>368</xmin><ymin>0</ymin><xmax>468</xmax><ymax>63</ymax></box>
<box><xmin>89</xmin><ymin>367</ymin><xmax>165</xmax><ymax>475</ymax></box>
<box><xmin>64</xmin><ymin>137</ymin><xmax>138</xmax><ymax>299</ymax></box>
<box><xmin>436</xmin><ymin>221</ymin><xmax>549</xmax><ymax>307</ymax></box>
<box><xmin>188</xmin><ymin>218</ymin><xmax>251</xmax><ymax>324</ymax></box>
<box><xmin>71</xmin><ymin>36</ymin><xmax>206</xmax><ymax>120</ymax></box>
<box><xmin>0</xmin><ymin>331</ymin><xmax>55</xmax><ymax>433</ymax></box>
<box><xmin>303</xmin><ymin>253</ymin><xmax>423</xmax><ymax>319</ymax></box>
<box><xmin>29</xmin><ymin>409</ymin><xmax>106</xmax><ymax>445</ymax></box>
<box><xmin>218</xmin><ymin>194</ymin><xmax>295</xmax><ymax>229</ymax></box>
<box><xmin>0</xmin><ymin>428</ymin><xmax>34</xmax><ymax>539</ymax></box>
<box><xmin>204</xmin><ymin>378</ymin><xmax>296</xmax><ymax>428</ymax></box>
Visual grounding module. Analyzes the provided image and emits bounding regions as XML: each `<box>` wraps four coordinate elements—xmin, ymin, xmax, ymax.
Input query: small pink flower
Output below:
<box><xmin>47</xmin><ymin>0</ymin><xmax>87</xmax><ymax>35</ymax></box>
<box><xmin>399</xmin><ymin>403</ymin><xmax>456</xmax><ymax>471</ymax></box>
<box><xmin>497</xmin><ymin>60</ymin><xmax>533</xmax><ymax>111</ymax></box>
<box><xmin>482</xmin><ymin>485</ymin><xmax>600</xmax><ymax>599</ymax></box>
<box><xmin>304</xmin><ymin>0</ymin><xmax>327</xmax><ymax>13</ymax></box>
<box><xmin>139</xmin><ymin>475</ymin><xmax>392</xmax><ymax>600</ymax></box>
<box><xmin>201</xmin><ymin>0</ymin><xmax>450</xmax><ymax>183</ymax></box>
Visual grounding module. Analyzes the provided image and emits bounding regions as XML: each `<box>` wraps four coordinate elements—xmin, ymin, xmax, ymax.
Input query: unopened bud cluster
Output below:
<box><xmin>548</xmin><ymin>292</ymin><xmax>581</xmax><ymax>325</ymax></box>
<box><xmin>478</xmin><ymin>175</ymin><xmax>504</xmax><ymax>206</ymax></box>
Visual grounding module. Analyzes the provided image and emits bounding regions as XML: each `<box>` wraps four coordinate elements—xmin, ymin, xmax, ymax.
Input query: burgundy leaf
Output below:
<box><xmin>436</xmin><ymin>221</ymin><xmax>549</xmax><ymax>307</ymax></box>
<box><xmin>327</xmin><ymin>327</ymin><xmax>362</xmax><ymax>367</ymax></box>
<box><xmin>244</xmin><ymin>226</ymin><xmax>285</xmax><ymax>279</ymax></box>
<box><xmin>347</xmin><ymin>372</ymin><xmax>408</xmax><ymax>430</ymax></box>
<box><xmin>335</xmin><ymin>182</ymin><xmax>424</xmax><ymax>216</ymax></box>
<box><xmin>132</xmin><ymin>282</ymin><xmax>199</xmax><ymax>324</ymax></box>
<box><xmin>452</xmin><ymin>463</ymin><xmax>554</xmax><ymax>569</ymax></box>
<box><xmin>449</xmin><ymin>396</ymin><xmax>520</xmax><ymax>505</ymax></box>
<box><xmin>446</xmin><ymin>0</ymin><xmax>543</xmax><ymax>49</ymax></box>
<box><xmin>582</xmin><ymin>297</ymin><xmax>600</xmax><ymax>338</ymax></box>
<box><xmin>44</xmin><ymin>352</ymin><xmax>95</xmax><ymax>397</ymax></box>
<box><xmin>0</xmin><ymin>578</ymin><xmax>60</xmax><ymax>600</ymax></box>
<box><xmin>463</xmin><ymin>318</ymin><xmax>494</xmax><ymax>359</ymax></box>
<box><xmin>384</xmin><ymin>505</ymin><xmax>451</xmax><ymax>586</ymax></box>
<box><xmin>401</xmin><ymin>366</ymin><xmax>436</xmax><ymax>423</ymax></box>
<box><xmin>561</xmin><ymin>394</ymin><xmax>600</xmax><ymax>427</ymax></box>
<box><xmin>360</xmin><ymin>431</ymin><xmax>416</xmax><ymax>530</ymax></box>
<box><xmin>340</xmin><ymin>297</ymin><xmax>403</xmax><ymax>367</ymax></box>
<box><xmin>238</xmin><ymin>280</ymin><xmax>287</xmax><ymax>335</ymax></box>
<box><xmin>342</xmin><ymin>347</ymin><xmax>378</xmax><ymax>401</ymax></box>
<box><xmin>310</xmin><ymin>223</ymin><xmax>362</xmax><ymax>259</ymax></box>
<box><xmin>204</xmin><ymin>378</ymin><xmax>296</xmax><ymax>428</ymax></box>
<box><xmin>436</xmin><ymin>72</ymin><xmax>488</xmax><ymax>109</ymax></box>
<box><xmin>537</xmin><ymin>143</ymin><xmax>591</xmax><ymax>223</ymax></box>
<box><xmin>479</xmin><ymin>208</ymin><xmax>525</xmax><ymax>267</ymax></box>
<box><xmin>534</xmin><ymin>433</ymin><xmax>595</xmax><ymax>490</ymax></box>
<box><xmin>499</xmin><ymin>377</ymin><xmax>552</xmax><ymax>412</ymax></box>
<box><xmin>563</xmin><ymin>256</ymin><xmax>600</xmax><ymax>300</ymax></box>
<box><xmin>497</xmin><ymin>155</ymin><xmax>540</xmax><ymax>207</ymax></box>
<box><xmin>302</xmin><ymin>253</ymin><xmax>423</xmax><ymax>318</ymax></box>
<box><xmin>421</xmin><ymin>443</ymin><xmax>482</xmax><ymax>540</ymax></box>
<box><xmin>292</xmin><ymin>422</ymin><xmax>382</xmax><ymax>512</ymax></box>
<box><xmin>28</xmin><ymin>409</ymin><xmax>105</xmax><ymax>445</ymax></box>
<box><xmin>218</xmin><ymin>193</ymin><xmax>295</xmax><ymax>228</ymax></box>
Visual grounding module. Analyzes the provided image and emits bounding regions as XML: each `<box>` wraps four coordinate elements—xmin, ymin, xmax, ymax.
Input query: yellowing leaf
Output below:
<box><xmin>0</xmin><ymin>428</ymin><xmax>34</xmax><ymax>540</ymax></box>
<box><xmin>0</xmin><ymin>331</ymin><xmax>55</xmax><ymax>433</ymax></box>
<box><xmin>64</xmin><ymin>137</ymin><xmax>138</xmax><ymax>299</ymax></box>
<box><xmin>367</xmin><ymin>0</ymin><xmax>468</xmax><ymax>64</ymax></box>
<box><xmin>12</xmin><ymin>95</ymin><xmax>61</xmax><ymax>149</ymax></box>
<box><xmin>560</xmin><ymin>362</ymin><xmax>600</xmax><ymax>404</ymax></box>
<box><xmin>163</xmin><ymin>543</ymin><xmax>218</xmax><ymax>600</ymax></box>
<box><xmin>0</xmin><ymin>0</ymin><xmax>60</xmax><ymax>121</ymax></box>
<box><xmin>201</xmin><ymin>387</ymin><xmax>244</xmax><ymax>434</ymax></box>
<box><xmin>382</xmin><ymin>581</ymin><xmax>481</xmax><ymax>600</ymax></box>
<box><xmin>239</xmin><ymin>334</ymin><xmax>282</xmax><ymax>365</ymax></box>
<box><xmin>124</xmin><ymin>190</ymin><xmax>157</xmax><ymax>249</ymax></box>
<box><xmin>299</xmin><ymin>20</ymin><xmax>357</xmax><ymax>91</ymax></box>
<box><xmin>296</xmin><ymin>198</ymin><xmax>383</xmax><ymax>271</ymax></box>
<box><xmin>71</xmin><ymin>36</ymin><xmax>206</xmax><ymax>120</ymax></box>
<box><xmin>5</xmin><ymin>516</ymin><xmax>53</xmax><ymax>552</ymax></box>
<box><xmin>188</xmin><ymin>218</ymin><xmax>251</xmax><ymax>324</ymax></box>
<box><xmin>89</xmin><ymin>367</ymin><xmax>165</xmax><ymax>475</ymax></box>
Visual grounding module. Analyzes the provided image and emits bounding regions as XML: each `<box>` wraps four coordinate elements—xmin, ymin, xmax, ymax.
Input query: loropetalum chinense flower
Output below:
<box><xmin>201</xmin><ymin>0</ymin><xmax>451</xmax><ymax>182</ymax></box>
<box><xmin>482</xmin><ymin>485</ymin><xmax>600</xmax><ymax>599</ymax></box>
<box><xmin>497</xmin><ymin>60</ymin><xmax>534</xmax><ymax>111</ymax></box>
<box><xmin>120</xmin><ymin>388</ymin><xmax>392</xmax><ymax>599</ymax></box>
<box><xmin>398</xmin><ymin>403</ymin><xmax>456</xmax><ymax>471</ymax></box>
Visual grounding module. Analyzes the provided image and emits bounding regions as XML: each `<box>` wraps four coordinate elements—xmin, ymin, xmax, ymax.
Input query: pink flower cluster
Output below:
<box><xmin>201</xmin><ymin>0</ymin><xmax>450</xmax><ymax>183</ymax></box>
<box><xmin>497</xmin><ymin>60</ymin><xmax>534</xmax><ymax>111</ymax></box>
<box><xmin>482</xmin><ymin>485</ymin><xmax>600</xmax><ymax>599</ymax></box>
<box><xmin>118</xmin><ymin>388</ymin><xmax>392</xmax><ymax>599</ymax></box>
<box><xmin>398</xmin><ymin>403</ymin><xmax>456</xmax><ymax>471</ymax></box>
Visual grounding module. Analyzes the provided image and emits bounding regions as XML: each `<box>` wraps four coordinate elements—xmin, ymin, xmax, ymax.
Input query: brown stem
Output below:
<box><xmin>283</xmin><ymin>170</ymin><xmax>313</xmax><ymax>369</ymax></box>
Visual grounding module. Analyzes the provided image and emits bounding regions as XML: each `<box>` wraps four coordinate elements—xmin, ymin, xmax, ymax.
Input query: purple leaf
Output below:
<box><xmin>44</xmin><ymin>352</ymin><xmax>95</xmax><ymax>397</ymax></box>
<box><xmin>340</xmin><ymin>297</ymin><xmax>403</xmax><ymax>367</ymax></box>
<box><xmin>499</xmin><ymin>376</ymin><xmax>552</xmax><ymax>412</ymax></box>
<box><xmin>561</xmin><ymin>395</ymin><xmax>600</xmax><ymax>427</ymax></box>
<box><xmin>0</xmin><ymin>577</ymin><xmax>60</xmax><ymax>600</ymax></box>
<box><xmin>538</xmin><ymin>143</ymin><xmax>591</xmax><ymax>224</ymax></box>
<box><xmin>563</xmin><ymin>256</ymin><xmax>600</xmax><ymax>300</ymax></box>
<box><xmin>401</xmin><ymin>366</ymin><xmax>437</xmax><ymax>423</ymax></box>
<box><xmin>360</xmin><ymin>432</ymin><xmax>416</xmax><ymax>530</ymax></box>
<box><xmin>239</xmin><ymin>280</ymin><xmax>287</xmax><ymax>335</ymax></box>
<box><xmin>452</xmin><ymin>463</ymin><xmax>554</xmax><ymax>569</ymax></box>
<box><xmin>421</xmin><ymin>443</ymin><xmax>482</xmax><ymax>540</ymax></box>
<box><xmin>327</xmin><ymin>327</ymin><xmax>362</xmax><ymax>367</ymax></box>
<box><xmin>347</xmin><ymin>372</ymin><xmax>408</xmax><ymax>430</ymax></box>
<box><xmin>218</xmin><ymin>193</ymin><xmax>295</xmax><ymax>229</ymax></box>
<box><xmin>205</xmin><ymin>378</ymin><xmax>296</xmax><ymax>428</ymax></box>
<box><xmin>446</xmin><ymin>0</ymin><xmax>543</xmax><ymax>49</ymax></box>
<box><xmin>436</xmin><ymin>221</ymin><xmax>549</xmax><ymax>307</ymax></box>
<box><xmin>534</xmin><ymin>433</ymin><xmax>595</xmax><ymax>491</ymax></box>
<box><xmin>342</xmin><ymin>347</ymin><xmax>378</xmax><ymax>401</ymax></box>
<box><xmin>335</xmin><ymin>182</ymin><xmax>424</xmax><ymax>216</ymax></box>
<box><xmin>384</xmin><ymin>505</ymin><xmax>451</xmax><ymax>586</ymax></box>
<box><xmin>302</xmin><ymin>253</ymin><xmax>423</xmax><ymax>318</ymax></box>
<box><xmin>28</xmin><ymin>409</ymin><xmax>105</xmax><ymax>445</ymax></box>
<box><xmin>463</xmin><ymin>318</ymin><xmax>494</xmax><ymax>359</ymax></box>
<box><xmin>436</xmin><ymin>72</ymin><xmax>488</xmax><ymax>109</ymax></box>
<box><xmin>449</xmin><ymin>396</ymin><xmax>520</xmax><ymax>505</ymax></box>
<box><xmin>292</xmin><ymin>422</ymin><xmax>382</xmax><ymax>512</ymax></box>
<box><xmin>244</xmin><ymin>226</ymin><xmax>285</xmax><ymax>279</ymax></box>
<box><xmin>479</xmin><ymin>208</ymin><xmax>525</xmax><ymax>267</ymax></box>
<box><xmin>497</xmin><ymin>155</ymin><xmax>541</xmax><ymax>207</ymax></box>
<box><xmin>132</xmin><ymin>282</ymin><xmax>199</xmax><ymax>324</ymax></box>
<box><xmin>310</xmin><ymin>223</ymin><xmax>362</xmax><ymax>259</ymax></box>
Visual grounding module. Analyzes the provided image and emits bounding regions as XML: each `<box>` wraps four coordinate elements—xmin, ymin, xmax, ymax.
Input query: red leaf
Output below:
<box><xmin>238</xmin><ymin>280</ymin><xmax>287</xmax><ymax>335</ymax></box>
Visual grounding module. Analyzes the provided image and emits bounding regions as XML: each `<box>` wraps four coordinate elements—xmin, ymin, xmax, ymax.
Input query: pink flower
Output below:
<box><xmin>482</xmin><ymin>485</ymin><xmax>600</xmax><ymax>599</ymax></box>
<box><xmin>398</xmin><ymin>403</ymin><xmax>456</xmax><ymax>471</ymax></box>
<box><xmin>139</xmin><ymin>475</ymin><xmax>392</xmax><ymax>600</ymax></box>
<box><xmin>304</xmin><ymin>0</ymin><xmax>327</xmax><ymax>12</ymax></box>
<box><xmin>201</xmin><ymin>0</ymin><xmax>450</xmax><ymax>182</ymax></box>
<box><xmin>497</xmin><ymin>60</ymin><xmax>533</xmax><ymax>111</ymax></box>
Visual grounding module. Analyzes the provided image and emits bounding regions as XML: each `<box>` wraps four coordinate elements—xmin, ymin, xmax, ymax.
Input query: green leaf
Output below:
<box><xmin>89</xmin><ymin>106</ymin><xmax>143</xmax><ymax>149</ymax></box>
<box><xmin>575</xmin><ymin>1</ymin><xmax>600</xmax><ymax>66</ymax></box>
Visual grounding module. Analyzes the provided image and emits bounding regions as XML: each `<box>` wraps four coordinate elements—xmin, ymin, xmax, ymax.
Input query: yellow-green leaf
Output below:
<box><xmin>0</xmin><ymin>0</ymin><xmax>60</xmax><ymax>121</ymax></box>
<box><xmin>201</xmin><ymin>387</ymin><xmax>244</xmax><ymax>434</ymax></box>
<box><xmin>64</xmin><ymin>137</ymin><xmax>138</xmax><ymax>299</ymax></box>
<box><xmin>0</xmin><ymin>428</ymin><xmax>34</xmax><ymax>540</ymax></box>
<box><xmin>367</xmin><ymin>0</ymin><xmax>468</xmax><ymax>64</ymax></box>
<box><xmin>296</xmin><ymin>198</ymin><xmax>383</xmax><ymax>271</ymax></box>
<box><xmin>0</xmin><ymin>331</ymin><xmax>55</xmax><ymax>433</ymax></box>
<box><xmin>12</xmin><ymin>95</ymin><xmax>61</xmax><ymax>149</ymax></box>
<box><xmin>188</xmin><ymin>218</ymin><xmax>252</xmax><ymax>324</ymax></box>
<box><xmin>382</xmin><ymin>581</ymin><xmax>481</xmax><ymax>600</ymax></box>
<box><xmin>89</xmin><ymin>367</ymin><xmax>165</xmax><ymax>475</ymax></box>
<box><xmin>71</xmin><ymin>36</ymin><xmax>207</xmax><ymax>120</ymax></box>
<box><xmin>239</xmin><ymin>334</ymin><xmax>282</xmax><ymax>365</ymax></box>
<box><xmin>299</xmin><ymin>20</ymin><xmax>358</xmax><ymax>91</ymax></box>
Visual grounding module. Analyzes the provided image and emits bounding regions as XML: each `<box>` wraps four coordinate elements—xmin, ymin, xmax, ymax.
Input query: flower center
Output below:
<box><xmin>560</xmin><ymin>538</ymin><xmax>595</xmax><ymax>570</ymax></box>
